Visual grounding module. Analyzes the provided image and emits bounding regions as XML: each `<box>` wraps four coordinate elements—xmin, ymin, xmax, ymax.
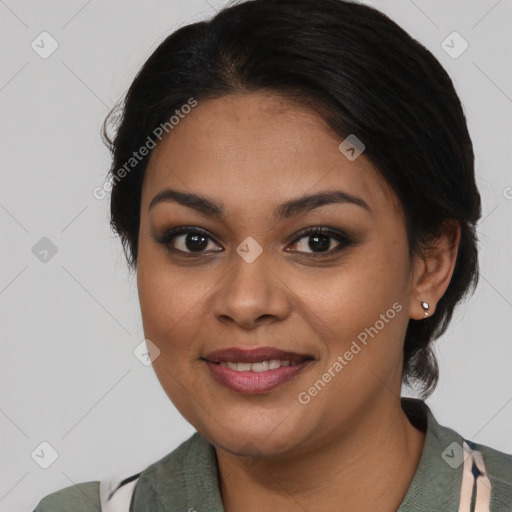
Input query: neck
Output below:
<box><xmin>216</xmin><ymin>396</ymin><xmax>426</xmax><ymax>512</ymax></box>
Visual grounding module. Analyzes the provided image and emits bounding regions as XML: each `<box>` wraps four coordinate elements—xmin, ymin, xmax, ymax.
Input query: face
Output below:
<box><xmin>137</xmin><ymin>92</ymin><xmax>419</xmax><ymax>458</ymax></box>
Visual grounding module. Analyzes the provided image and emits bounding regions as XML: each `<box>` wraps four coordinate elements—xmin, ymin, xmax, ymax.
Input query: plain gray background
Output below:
<box><xmin>1</xmin><ymin>0</ymin><xmax>511</xmax><ymax>510</ymax></box>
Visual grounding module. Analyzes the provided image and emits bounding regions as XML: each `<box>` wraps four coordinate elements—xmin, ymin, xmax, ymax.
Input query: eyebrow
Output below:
<box><xmin>148</xmin><ymin>187</ymin><xmax>370</xmax><ymax>219</ymax></box>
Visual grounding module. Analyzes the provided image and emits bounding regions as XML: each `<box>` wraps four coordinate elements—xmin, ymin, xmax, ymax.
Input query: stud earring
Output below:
<box><xmin>421</xmin><ymin>301</ymin><xmax>429</xmax><ymax>318</ymax></box>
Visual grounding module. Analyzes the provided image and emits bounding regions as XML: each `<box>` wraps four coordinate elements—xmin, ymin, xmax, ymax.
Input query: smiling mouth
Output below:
<box><xmin>211</xmin><ymin>359</ymin><xmax>301</xmax><ymax>372</ymax></box>
<box><xmin>202</xmin><ymin>346</ymin><xmax>314</xmax><ymax>366</ymax></box>
<box><xmin>201</xmin><ymin>346</ymin><xmax>314</xmax><ymax>393</ymax></box>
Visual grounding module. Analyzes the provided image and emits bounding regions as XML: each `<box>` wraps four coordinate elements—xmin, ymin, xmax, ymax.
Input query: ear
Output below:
<box><xmin>409</xmin><ymin>220</ymin><xmax>461</xmax><ymax>320</ymax></box>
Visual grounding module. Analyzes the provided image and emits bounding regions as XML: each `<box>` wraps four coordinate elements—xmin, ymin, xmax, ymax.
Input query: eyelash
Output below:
<box><xmin>154</xmin><ymin>225</ymin><xmax>355</xmax><ymax>258</ymax></box>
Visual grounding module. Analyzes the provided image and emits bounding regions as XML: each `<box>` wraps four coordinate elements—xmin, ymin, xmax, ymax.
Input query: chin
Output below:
<box><xmin>197</xmin><ymin>417</ymin><xmax>305</xmax><ymax>459</ymax></box>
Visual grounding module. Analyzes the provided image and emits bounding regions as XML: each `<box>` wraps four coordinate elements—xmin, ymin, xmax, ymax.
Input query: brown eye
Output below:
<box><xmin>155</xmin><ymin>227</ymin><xmax>222</xmax><ymax>255</ymax></box>
<box><xmin>173</xmin><ymin>232</ymin><xmax>216</xmax><ymax>252</ymax></box>
<box><xmin>287</xmin><ymin>227</ymin><xmax>353</xmax><ymax>255</ymax></box>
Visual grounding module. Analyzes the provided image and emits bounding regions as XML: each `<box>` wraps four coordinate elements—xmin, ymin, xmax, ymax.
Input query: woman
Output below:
<box><xmin>34</xmin><ymin>0</ymin><xmax>512</xmax><ymax>510</ymax></box>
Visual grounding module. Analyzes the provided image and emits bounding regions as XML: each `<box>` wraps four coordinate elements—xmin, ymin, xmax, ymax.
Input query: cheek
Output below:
<box><xmin>137</xmin><ymin>259</ymin><xmax>210</xmax><ymax>418</ymax></box>
<box><xmin>136</xmin><ymin>250</ymin><xmax>211</xmax><ymax>358</ymax></box>
<box><xmin>300</xmin><ymin>242</ymin><xmax>407</xmax><ymax>318</ymax></box>
<box><xmin>287</xmin><ymin>241</ymin><xmax>410</xmax><ymax>368</ymax></box>
<box><xmin>289</xmin><ymin>266</ymin><xmax>409</xmax><ymax>417</ymax></box>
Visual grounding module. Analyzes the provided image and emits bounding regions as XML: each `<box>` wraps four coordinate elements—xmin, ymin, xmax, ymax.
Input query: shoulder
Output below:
<box><xmin>470</xmin><ymin>439</ymin><xmax>512</xmax><ymax>480</ymax></box>
<box><xmin>402</xmin><ymin>398</ymin><xmax>512</xmax><ymax>510</ymax></box>
<box><xmin>31</xmin><ymin>434</ymin><xmax>206</xmax><ymax>511</ymax></box>
<box><xmin>32</xmin><ymin>481</ymin><xmax>100</xmax><ymax>511</ymax></box>
<box><xmin>467</xmin><ymin>439</ymin><xmax>512</xmax><ymax>509</ymax></box>
<box><xmin>33</xmin><ymin>472</ymin><xmax>143</xmax><ymax>512</ymax></box>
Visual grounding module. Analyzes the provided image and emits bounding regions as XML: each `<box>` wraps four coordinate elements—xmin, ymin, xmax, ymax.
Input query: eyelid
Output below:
<box><xmin>154</xmin><ymin>226</ymin><xmax>222</xmax><ymax>253</ymax></box>
<box><xmin>154</xmin><ymin>225</ymin><xmax>354</xmax><ymax>256</ymax></box>
<box><xmin>286</xmin><ymin>226</ymin><xmax>353</xmax><ymax>254</ymax></box>
<box><xmin>289</xmin><ymin>225</ymin><xmax>350</xmax><ymax>243</ymax></box>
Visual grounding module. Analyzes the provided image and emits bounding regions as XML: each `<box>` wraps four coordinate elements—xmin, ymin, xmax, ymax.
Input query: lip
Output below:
<box><xmin>203</xmin><ymin>346</ymin><xmax>312</xmax><ymax>364</ymax></box>
<box><xmin>202</xmin><ymin>346</ymin><xmax>314</xmax><ymax>394</ymax></box>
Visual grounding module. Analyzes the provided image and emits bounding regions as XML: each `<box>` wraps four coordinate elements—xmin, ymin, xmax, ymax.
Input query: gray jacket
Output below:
<box><xmin>33</xmin><ymin>398</ymin><xmax>512</xmax><ymax>511</ymax></box>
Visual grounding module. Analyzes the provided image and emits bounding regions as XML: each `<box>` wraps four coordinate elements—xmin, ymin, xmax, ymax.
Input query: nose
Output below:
<box><xmin>212</xmin><ymin>249</ymin><xmax>291</xmax><ymax>330</ymax></box>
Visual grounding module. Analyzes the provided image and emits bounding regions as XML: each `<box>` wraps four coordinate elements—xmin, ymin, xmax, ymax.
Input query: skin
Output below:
<box><xmin>136</xmin><ymin>92</ymin><xmax>460</xmax><ymax>511</ymax></box>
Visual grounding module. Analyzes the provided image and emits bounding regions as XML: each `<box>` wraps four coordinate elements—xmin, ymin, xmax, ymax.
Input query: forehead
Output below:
<box><xmin>142</xmin><ymin>93</ymin><xmax>399</xmax><ymax>219</ymax></box>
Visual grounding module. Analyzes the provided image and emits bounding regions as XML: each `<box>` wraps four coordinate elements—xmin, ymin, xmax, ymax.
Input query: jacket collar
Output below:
<box><xmin>397</xmin><ymin>397</ymin><xmax>465</xmax><ymax>511</ymax></box>
<box><xmin>133</xmin><ymin>398</ymin><xmax>467</xmax><ymax>511</ymax></box>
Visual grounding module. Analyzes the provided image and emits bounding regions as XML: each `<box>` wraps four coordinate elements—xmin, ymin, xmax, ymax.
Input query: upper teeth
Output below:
<box><xmin>220</xmin><ymin>360</ymin><xmax>296</xmax><ymax>372</ymax></box>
